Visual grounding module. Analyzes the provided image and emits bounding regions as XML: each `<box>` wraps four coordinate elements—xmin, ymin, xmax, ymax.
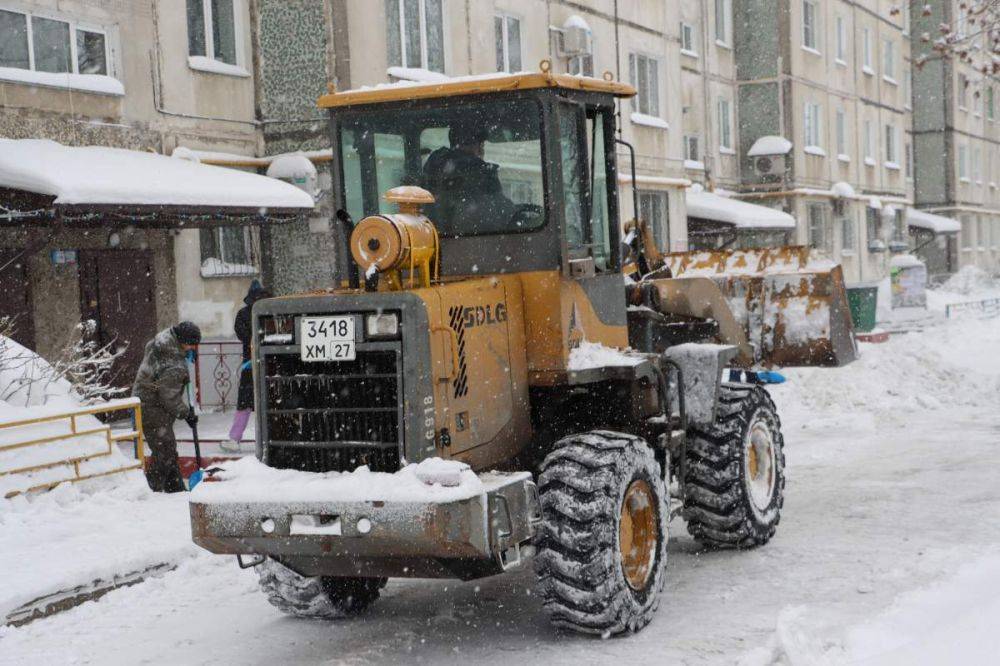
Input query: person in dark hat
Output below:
<box><xmin>421</xmin><ymin>123</ymin><xmax>515</xmax><ymax>234</ymax></box>
<box><xmin>132</xmin><ymin>321</ymin><xmax>201</xmax><ymax>492</ymax></box>
<box><xmin>223</xmin><ymin>281</ymin><xmax>271</xmax><ymax>452</ymax></box>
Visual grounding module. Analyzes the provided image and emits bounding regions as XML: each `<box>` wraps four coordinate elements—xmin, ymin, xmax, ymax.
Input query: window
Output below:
<box><xmin>685</xmin><ymin>135</ymin><xmax>701</xmax><ymax>162</ymax></box>
<box><xmin>717</xmin><ymin>98</ymin><xmax>733</xmax><ymax>151</ymax></box>
<box><xmin>680</xmin><ymin>22</ymin><xmax>697</xmax><ymax>55</ymax></box>
<box><xmin>885</xmin><ymin>124</ymin><xmax>898</xmax><ymax>165</ymax></box>
<box><xmin>988</xmin><ymin>87</ymin><xmax>995</xmax><ymax>120</ymax></box>
<box><xmin>714</xmin><ymin>0</ymin><xmax>731</xmax><ymax>46</ymax></box>
<box><xmin>199</xmin><ymin>227</ymin><xmax>258</xmax><ymax>277</ymax></box>
<box><xmin>882</xmin><ymin>39</ymin><xmax>896</xmax><ymax>82</ymax></box>
<box><xmin>862</xmin><ymin>28</ymin><xmax>873</xmax><ymax>72</ymax></box>
<box><xmin>978</xmin><ymin>216</ymin><xmax>987</xmax><ymax>249</ymax></box>
<box><xmin>804</xmin><ymin>102</ymin><xmax>822</xmax><ymax>150</ymax></box>
<box><xmin>835</xmin><ymin>109</ymin><xmax>847</xmax><ymax>156</ymax></box>
<box><xmin>638</xmin><ymin>191</ymin><xmax>670</xmax><ymax>249</ymax></box>
<box><xmin>866</xmin><ymin>207</ymin><xmax>881</xmax><ymax>245</ymax></box>
<box><xmin>0</xmin><ymin>8</ymin><xmax>112</xmax><ymax>77</ymax></box>
<box><xmin>959</xmin><ymin>145</ymin><xmax>969</xmax><ymax>181</ymax></box>
<box><xmin>904</xmin><ymin>68</ymin><xmax>912</xmax><ymax>108</ymax></box>
<box><xmin>807</xmin><ymin>203</ymin><xmax>832</xmax><ymax>254</ymax></box>
<box><xmin>568</xmin><ymin>53</ymin><xmax>593</xmax><ymax>77</ymax></box>
<box><xmin>960</xmin><ymin>214</ymin><xmax>973</xmax><ymax>249</ymax></box>
<box><xmin>802</xmin><ymin>1</ymin><xmax>819</xmax><ymax>50</ymax></box>
<box><xmin>974</xmin><ymin>87</ymin><xmax>983</xmax><ymax>115</ymax></box>
<box><xmin>973</xmin><ymin>147</ymin><xmax>982</xmax><ymax>183</ymax></box>
<box><xmin>905</xmin><ymin>141</ymin><xmax>913</xmax><ymax>178</ymax></box>
<box><xmin>958</xmin><ymin>74</ymin><xmax>968</xmax><ymax>109</ymax></box>
<box><xmin>340</xmin><ymin>97</ymin><xmax>547</xmax><ymax>239</ymax></box>
<box><xmin>863</xmin><ymin>120</ymin><xmax>875</xmax><ymax>164</ymax></box>
<box><xmin>386</xmin><ymin>0</ymin><xmax>444</xmax><ymax>72</ymax></box>
<box><xmin>629</xmin><ymin>53</ymin><xmax>660</xmax><ymax>117</ymax></box>
<box><xmin>841</xmin><ymin>210</ymin><xmax>856</xmax><ymax>253</ymax></box>
<box><xmin>187</xmin><ymin>0</ymin><xmax>238</xmax><ymax>66</ymax></box>
<box><xmin>562</xmin><ymin>107</ymin><xmax>615</xmax><ymax>270</ymax></box>
<box><xmin>835</xmin><ymin>15</ymin><xmax>847</xmax><ymax>62</ymax></box>
<box><xmin>494</xmin><ymin>14</ymin><xmax>521</xmax><ymax>73</ymax></box>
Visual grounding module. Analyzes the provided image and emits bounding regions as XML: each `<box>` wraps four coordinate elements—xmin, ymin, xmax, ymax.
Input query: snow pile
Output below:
<box><xmin>770</xmin><ymin>315</ymin><xmax>1000</xmax><ymax>416</ymax></box>
<box><xmin>938</xmin><ymin>265</ymin><xmax>1000</xmax><ymax>296</ymax></box>
<box><xmin>741</xmin><ymin>554</ymin><xmax>1000</xmax><ymax>665</ymax></box>
<box><xmin>190</xmin><ymin>456</ymin><xmax>487</xmax><ymax>504</ymax></box>
<box><xmin>747</xmin><ymin>135</ymin><xmax>793</xmax><ymax>157</ymax></box>
<box><xmin>0</xmin><ymin>335</ymin><xmax>135</xmax><ymax>497</ymax></box>
<box><xmin>0</xmin><ymin>139</ymin><xmax>315</xmax><ymax>209</ymax></box>
<box><xmin>0</xmin><ymin>474</ymin><xmax>195</xmax><ymax>619</ymax></box>
<box><xmin>567</xmin><ymin>340</ymin><xmax>644</xmax><ymax>370</ymax></box>
<box><xmin>0</xmin><ymin>66</ymin><xmax>124</xmax><ymax>95</ymax></box>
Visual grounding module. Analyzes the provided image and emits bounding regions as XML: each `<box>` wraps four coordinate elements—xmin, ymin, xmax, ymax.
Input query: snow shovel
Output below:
<box><xmin>187</xmin><ymin>406</ymin><xmax>206</xmax><ymax>490</ymax></box>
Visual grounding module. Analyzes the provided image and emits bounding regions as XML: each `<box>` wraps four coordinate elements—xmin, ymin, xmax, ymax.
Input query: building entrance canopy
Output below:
<box><xmin>906</xmin><ymin>208</ymin><xmax>961</xmax><ymax>234</ymax></box>
<box><xmin>0</xmin><ymin>139</ymin><xmax>314</xmax><ymax>227</ymax></box>
<box><xmin>685</xmin><ymin>186</ymin><xmax>796</xmax><ymax>230</ymax></box>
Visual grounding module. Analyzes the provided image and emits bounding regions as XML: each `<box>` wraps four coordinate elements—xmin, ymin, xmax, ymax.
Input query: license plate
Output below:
<box><xmin>300</xmin><ymin>316</ymin><xmax>356</xmax><ymax>362</ymax></box>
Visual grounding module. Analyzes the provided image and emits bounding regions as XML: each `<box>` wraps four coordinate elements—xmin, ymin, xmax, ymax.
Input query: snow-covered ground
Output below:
<box><xmin>2</xmin><ymin>280</ymin><xmax>999</xmax><ymax>665</ymax></box>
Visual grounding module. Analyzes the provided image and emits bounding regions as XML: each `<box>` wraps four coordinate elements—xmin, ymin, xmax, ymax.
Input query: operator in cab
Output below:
<box><xmin>421</xmin><ymin>124</ymin><xmax>516</xmax><ymax>235</ymax></box>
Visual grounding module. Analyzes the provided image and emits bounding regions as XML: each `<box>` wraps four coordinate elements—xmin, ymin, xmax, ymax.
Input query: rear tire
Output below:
<box><xmin>257</xmin><ymin>559</ymin><xmax>386</xmax><ymax>619</ymax></box>
<box><xmin>683</xmin><ymin>384</ymin><xmax>785</xmax><ymax>548</ymax></box>
<box><xmin>534</xmin><ymin>430</ymin><xmax>668</xmax><ymax>636</ymax></box>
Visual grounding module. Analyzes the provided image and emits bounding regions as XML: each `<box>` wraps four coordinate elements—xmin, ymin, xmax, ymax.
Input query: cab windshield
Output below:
<box><xmin>338</xmin><ymin>97</ymin><xmax>545</xmax><ymax>237</ymax></box>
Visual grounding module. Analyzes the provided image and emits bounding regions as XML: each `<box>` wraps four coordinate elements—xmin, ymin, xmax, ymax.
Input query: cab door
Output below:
<box><xmin>557</xmin><ymin>102</ymin><xmax>628</xmax><ymax>348</ymax></box>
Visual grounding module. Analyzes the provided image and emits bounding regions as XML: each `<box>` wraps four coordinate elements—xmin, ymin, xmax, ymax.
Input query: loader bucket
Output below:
<box><xmin>649</xmin><ymin>246</ymin><xmax>858</xmax><ymax>368</ymax></box>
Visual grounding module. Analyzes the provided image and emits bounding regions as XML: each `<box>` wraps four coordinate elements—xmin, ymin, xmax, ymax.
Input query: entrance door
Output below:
<box><xmin>79</xmin><ymin>250</ymin><xmax>158</xmax><ymax>390</ymax></box>
<box><xmin>0</xmin><ymin>249</ymin><xmax>35</xmax><ymax>349</ymax></box>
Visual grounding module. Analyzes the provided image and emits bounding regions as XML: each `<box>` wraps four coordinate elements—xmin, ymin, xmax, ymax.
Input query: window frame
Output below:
<box><xmin>187</xmin><ymin>0</ymin><xmax>243</xmax><ymax>69</ymax></box>
<box><xmin>807</xmin><ymin>202</ymin><xmax>832</xmax><ymax>254</ymax></box>
<box><xmin>199</xmin><ymin>225</ymin><xmax>259</xmax><ymax>278</ymax></box>
<box><xmin>834</xmin><ymin>15</ymin><xmax>847</xmax><ymax>63</ymax></box>
<box><xmin>863</xmin><ymin>119</ymin><xmax>875</xmax><ymax>165</ymax></box>
<box><xmin>717</xmin><ymin>97</ymin><xmax>733</xmax><ymax>152</ymax></box>
<box><xmin>958</xmin><ymin>73</ymin><xmax>968</xmax><ymax>110</ymax></box>
<box><xmin>835</xmin><ymin>108</ymin><xmax>847</xmax><ymax>157</ymax></box>
<box><xmin>840</xmin><ymin>208</ymin><xmax>856</xmax><ymax>255</ymax></box>
<box><xmin>637</xmin><ymin>190</ymin><xmax>670</xmax><ymax>250</ymax></box>
<box><xmin>884</xmin><ymin>123</ymin><xmax>898</xmax><ymax>167</ymax></box>
<box><xmin>0</xmin><ymin>7</ymin><xmax>115</xmax><ymax>79</ymax></box>
<box><xmin>629</xmin><ymin>52</ymin><xmax>661</xmax><ymax>118</ymax></box>
<box><xmin>803</xmin><ymin>101</ymin><xmax>823</xmax><ymax>151</ymax></box>
<box><xmin>714</xmin><ymin>0</ymin><xmax>732</xmax><ymax>47</ymax></box>
<box><xmin>861</xmin><ymin>27</ymin><xmax>873</xmax><ymax>74</ymax></box>
<box><xmin>684</xmin><ymin>134</ymin><xmax>701</xmax><ymax>162</ymax></box>
<box><xmin>680</xmin><ymin>21</ymin><xmax>697</xmax><ymax>56</ymax></box>
<box><xmin>958</xmin><ymin>144</ymin><xmax>969</xmax><ymax>182</ymax></box>
<box><xmin>387</xmin><ymin>0</ymin><xmax>446</xmax><ymax>73</ymax></box>
<box><xmin>494</xmin><ymin>12</ymin><xmax>521</xmax><ymax>73</ymax></box>
<box><xmin>802</xmin><ymin>0</ymin><xmax>819</xmax><ymax>53</ymax></box>
<box><xmin>882</xmin><ymin>38</ymin><xmax>896</xmax><ymax>84</ymax></box>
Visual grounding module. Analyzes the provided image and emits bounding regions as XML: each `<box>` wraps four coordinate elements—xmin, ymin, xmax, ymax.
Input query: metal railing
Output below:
<box><xmin>193</xmin><ymin>339</ymin><xmax>243</xmax><ymax>411</ymax></box>
<box><xmin>945</xmin><ymin>298</ymin><xmax>1000</xmax><ymax>319</ymax></box>
<box><xmin>0</xmin><ymin>397</ymin><xmax>145</xmax><ymax>498</ymax></box>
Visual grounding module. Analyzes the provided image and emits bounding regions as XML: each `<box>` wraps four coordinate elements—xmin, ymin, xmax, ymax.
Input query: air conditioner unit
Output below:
<box><xmin>754</xmin><ymin>155</ymin><xmax>785</xmax><ymax>177</ymax></box>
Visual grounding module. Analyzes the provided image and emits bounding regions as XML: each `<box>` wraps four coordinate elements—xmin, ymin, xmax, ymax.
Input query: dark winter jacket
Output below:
<box><xmin>235</xmin><ymin>282</ymin><xmax>270</xmax><ymax>410</ymax></box>
<box><xmin>132</xmin><ymin>327</ymin><xmax>191</xmax><ymax>420</ymax></box>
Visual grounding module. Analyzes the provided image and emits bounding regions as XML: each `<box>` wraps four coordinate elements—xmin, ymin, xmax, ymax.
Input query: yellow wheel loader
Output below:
<box><xmin>189</xmin><ymin>71</ymin><xmax>856</xmax><ymax>635</ymax></box>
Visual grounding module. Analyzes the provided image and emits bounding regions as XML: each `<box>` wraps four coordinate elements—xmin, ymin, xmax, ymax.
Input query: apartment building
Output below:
<box><xmin>911</xmin><ymin>0</ymin><xmax>1000</xmax><ymax>276</ymax></box>
<box><xmin>0</xmin><ymin>0</ymin><xmax>273</xmax><ymax>371</ymax></box>
<box><xmin>721</xmin><ymin>0</ymin><xmax>916</xmax><ymax>284</ymax></box>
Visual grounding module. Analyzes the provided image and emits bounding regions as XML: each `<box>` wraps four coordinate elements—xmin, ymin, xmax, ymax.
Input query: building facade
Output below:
<box><xmin>911</xmin><ymin>0</ymin><xmax>1000</xmax><ymax>277</ymax></box>
<box><xmin>0</xmin><ymin>0</ymin><xmax>268</xmax><ymax>367</ymax></box>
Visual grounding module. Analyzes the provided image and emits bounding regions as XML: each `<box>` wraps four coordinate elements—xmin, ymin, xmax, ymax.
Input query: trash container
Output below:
<box><xmin>846</xmin><ymin>283</ymin><xmax>879</xmax><ymax>333</ymax></box>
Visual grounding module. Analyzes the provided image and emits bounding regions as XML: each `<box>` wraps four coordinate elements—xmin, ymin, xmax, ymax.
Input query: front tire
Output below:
<box><xmin>683</xmin><ymin>384</ymin><xmax>785</xmax><ymax>548</ymax></box>
<box><xmin>534</xmin><ymin>431</ymin><xmax>668</xmax><ymax>636</ymax></box>
<box><xmin>257</xmin><ymin>559</ymin><xmax>386</xmax><ymax>619</ymax></box>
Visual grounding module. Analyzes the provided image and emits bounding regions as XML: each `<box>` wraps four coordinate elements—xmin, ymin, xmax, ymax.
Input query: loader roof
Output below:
<box><xmin>317</xmin><ymin>71</ymin><xmax>636</xmax><ymax>109</ymax></box>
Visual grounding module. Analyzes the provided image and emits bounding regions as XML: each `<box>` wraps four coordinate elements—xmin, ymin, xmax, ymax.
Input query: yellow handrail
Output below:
<box><xmin>0</xmin><ymin>398</ymin><xmax>146</xmax><ymax>498</ymax></box>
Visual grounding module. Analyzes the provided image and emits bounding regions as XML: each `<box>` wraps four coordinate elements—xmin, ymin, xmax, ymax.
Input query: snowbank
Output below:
<box><xmin>0</xmin><ymin>474</ymin><xmax>195</xmax><ymax>619</ymax></box>
<box><xmin>770</xmin><ymin>315</ymin><xmax>1000</xmax><ymax>417</ymax></box>
<box><xmin>741</xmin><ymin>554</ymin><xmax>1000</xmax><ymax>665</ymax></box>
<box><xmin>190</xmin><ymin>456</ymin><xmax>486</xmax><ymax>504</ymax></box>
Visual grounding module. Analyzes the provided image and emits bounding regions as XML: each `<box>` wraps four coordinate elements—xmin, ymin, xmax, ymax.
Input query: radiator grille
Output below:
<box><xmin>262</xmin><ymin>349</ymin><xmax>401</xmax><ymax>473</ymax></box>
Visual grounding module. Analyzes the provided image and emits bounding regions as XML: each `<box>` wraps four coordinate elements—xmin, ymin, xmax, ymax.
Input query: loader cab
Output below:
<box><xmin>322</xmin><ymin>74</ymin><xmax>632</xmax><ymax>281</ymax></box>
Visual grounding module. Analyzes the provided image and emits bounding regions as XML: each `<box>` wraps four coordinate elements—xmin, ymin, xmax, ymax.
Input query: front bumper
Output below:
<box><xmin>190</xmin><ymin>472</ymin><xmax>541</xmax><ymax>580</ymax></box>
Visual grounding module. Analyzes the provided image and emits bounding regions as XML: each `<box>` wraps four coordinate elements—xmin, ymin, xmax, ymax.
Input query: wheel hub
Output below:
<box><xmin>619</xmin><ymin>479</ymin><xmax>657</xmax><ymax>591</ymax></box>
<box><xmin>744</xmin><ymin>417</ymin><xmax>777</xmax><ymax>513</ymax></box>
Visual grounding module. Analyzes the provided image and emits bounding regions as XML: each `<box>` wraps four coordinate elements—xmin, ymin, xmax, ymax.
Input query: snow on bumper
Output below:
<box><xmin>189</xmin><ymin>458</ymin><xmax>541</xmax><ymax>580</ymax></box>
